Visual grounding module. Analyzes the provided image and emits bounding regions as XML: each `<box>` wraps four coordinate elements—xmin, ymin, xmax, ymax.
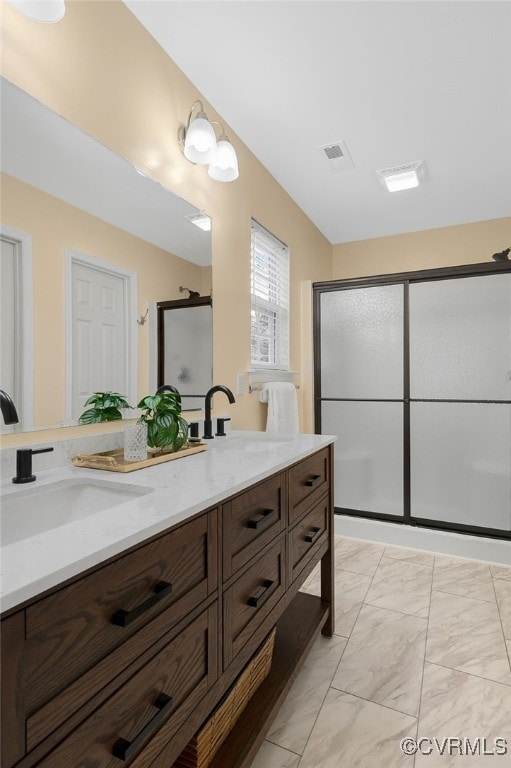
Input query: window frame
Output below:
<box><xmin>250</xmin><ymin>219</ymin><xmax>290</xmax><ymax>370</ymax></box>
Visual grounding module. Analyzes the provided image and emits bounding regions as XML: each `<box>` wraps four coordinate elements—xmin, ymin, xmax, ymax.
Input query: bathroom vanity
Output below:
<box><xmin>0</xmin><ymin>432</ymin><xmax>335</xmax><ymax>768</ymax></box>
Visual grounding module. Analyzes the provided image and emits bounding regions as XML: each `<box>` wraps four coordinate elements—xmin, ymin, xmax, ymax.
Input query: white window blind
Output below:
<box><xmin>250</xmin><ymin>220</ymin><xmax>289</xmax><ymax>369</ymax></box>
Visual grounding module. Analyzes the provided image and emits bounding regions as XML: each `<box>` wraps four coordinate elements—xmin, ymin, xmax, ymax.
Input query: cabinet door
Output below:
<box><xmin>223</xmin><ymin>537</ymin><xmax>286</xmax><ymax>668</ymax></box>
<box><xmin>222</xmin><ymin>472</ymin><xmax>286</xmax><ymax>581</ymax></box>
<box><xmin>0</xmin><ymin>612</ymin><xmax>25</xmax><ymax>768</ymax></box>
<box><xmin>288</xmin><ymin>448</ymin><xmax>330</xmax><ymax>525</ymax></box>
<box><xmin>36</xmin><ymin>604</ymin><xmax>218</xmax><ymax>768</ymax></box>
<box><xmin>289</xmin><ymin>494</ymin><xmax>330</xmax><ymax>584</ymax></box>
<box><xmin>23</xmin><ymin>511</ymin><xmax>217</xmax><ymax>751</ymax></box>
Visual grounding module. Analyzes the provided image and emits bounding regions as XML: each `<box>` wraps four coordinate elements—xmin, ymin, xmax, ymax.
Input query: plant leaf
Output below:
<box><xmin>147</xmin><ymin>420</ymin><xmax>159</xmax><ymax>447</ymax></box>
<box><xmin>103</xmin><ymin>407</ymin><xmax>123</xmax><ymax>421</ymax></box>
<box><xmin>78</xmin><ymin>407</ymin><xmax>101</xmax><ymax>424</ymax></box>
<box><xmin>83</xmin><ymin>394</ymin><xmax>100</xmax><ymax>407</ymax></box>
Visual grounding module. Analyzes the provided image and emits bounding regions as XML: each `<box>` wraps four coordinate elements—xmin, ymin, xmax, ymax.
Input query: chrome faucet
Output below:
<box><xmin>0</xmin><ymin>389</ymin><xmax>19</xmax><ymax>425</ymax></box>
<box><xmin>203</xmin><ymin>385</ymin><xmax>235</xmax><ymax>439</ymax></box>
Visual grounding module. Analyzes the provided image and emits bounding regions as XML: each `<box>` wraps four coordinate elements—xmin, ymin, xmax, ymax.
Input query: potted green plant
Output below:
<box><xmin>137</xmin><ymin>391</ymin><xmax>189</xmax><ymax>453</ymax></box>
<box><xmin>78</xmin><ymin>391</ymin><xmax>131</xmax><ymax>424</ymax></box>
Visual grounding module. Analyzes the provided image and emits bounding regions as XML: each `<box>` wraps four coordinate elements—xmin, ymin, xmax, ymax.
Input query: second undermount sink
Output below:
<box><xmin>1</xmin><ymin>478</ymin><xmax>152</xmax><ymax>546</ymax></box>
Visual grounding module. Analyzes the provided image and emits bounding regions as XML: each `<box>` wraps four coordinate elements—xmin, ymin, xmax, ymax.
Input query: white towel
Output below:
<box><xmin>259</xmin><ymin>382</ymin><xmax>299</xmax><ymax>433</ymax></box>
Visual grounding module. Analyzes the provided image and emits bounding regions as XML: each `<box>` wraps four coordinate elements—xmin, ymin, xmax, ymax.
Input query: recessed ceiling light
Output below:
<box><xmin>376</xmin><ymin>161</ymin><xmax>424</xmax><ymax>192</ymax></box>
<box><xmin>186</xmin><ymin>212</ymin><xmax>212</xmax><ymax>232</ymax></box>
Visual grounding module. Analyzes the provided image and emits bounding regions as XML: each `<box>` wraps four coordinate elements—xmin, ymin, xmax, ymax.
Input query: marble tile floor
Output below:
<box><xmin>249</xmin><ymin>535</ymin><xmax>511</xmax><ymax>768</ymax></box>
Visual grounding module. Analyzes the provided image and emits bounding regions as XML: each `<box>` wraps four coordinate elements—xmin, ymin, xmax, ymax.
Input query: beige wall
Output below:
<box><xmin>332</xmin><ymin>217</ymin><xmax>511</xmax><ymax>279</ymax></box>
<box><xmin>1</xmin><ymin>173</ymin><xmax>210</xmax><ymax>427</ymax></box>
<box><xmin>3</xmin><ymin>1</ymin><xmax>505</xmax><ymax>447</ymax></box>
<box><xmin>1</xmin><ymin>0</ymin><xmax>332</xmax><ymax>444</ymax></box>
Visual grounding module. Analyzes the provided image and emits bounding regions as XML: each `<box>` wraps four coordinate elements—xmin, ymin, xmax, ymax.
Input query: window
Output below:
<box><xmin>250</xmin><ymin>220</ymin><xmax>289</xmax><ymax>369</ymax></box>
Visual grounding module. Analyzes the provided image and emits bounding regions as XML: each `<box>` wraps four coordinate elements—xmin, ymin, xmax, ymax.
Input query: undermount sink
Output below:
<box><xmin>1</xmin><ymin>478</ymin><xmax>152</xmax><ymax>546</ymax></box>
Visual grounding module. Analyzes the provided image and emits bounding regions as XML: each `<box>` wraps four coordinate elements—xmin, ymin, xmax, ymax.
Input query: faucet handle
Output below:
<box><xmin>215</xmin><ymin>417</ymin><xmax>231</xmax><ymax>437</ymax></box>
<box><xmin>13</xmin><ymin>446</ymin><xmax>54</xmax><ymax>484</ymax></box>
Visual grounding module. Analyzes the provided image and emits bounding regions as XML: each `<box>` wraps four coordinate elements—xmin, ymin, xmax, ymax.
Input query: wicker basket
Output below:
<box><xmin>173</xmin><ymin>628</ymin><xmax>276</xmax><ymax>768</ymax></box>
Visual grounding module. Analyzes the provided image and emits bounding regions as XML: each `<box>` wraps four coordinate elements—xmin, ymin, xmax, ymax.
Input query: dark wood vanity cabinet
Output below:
<box><xmin>1</xmin><ymin>445</ymin><xmax>334</xmax><ymax>768</ymax></box>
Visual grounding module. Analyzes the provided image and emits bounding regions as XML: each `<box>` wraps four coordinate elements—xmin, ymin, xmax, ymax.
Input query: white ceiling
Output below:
<box><xmin>124</xmin><ymin>0</ymin><xmax>511</xmax><ymax>245</ymax></box>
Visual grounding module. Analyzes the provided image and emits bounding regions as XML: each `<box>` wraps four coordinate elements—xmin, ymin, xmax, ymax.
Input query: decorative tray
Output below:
<box><xmin>72</xmin><ymin>442</ymin><xmax>207</xmax><ymax>473</ymax></box>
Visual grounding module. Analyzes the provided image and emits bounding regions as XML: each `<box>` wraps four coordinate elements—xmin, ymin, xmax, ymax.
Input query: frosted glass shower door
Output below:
<box><xmin>319</xmin><ymin>284</ymin><xmax>405</xmax><ymax>517</ymax></box>
<box><xmin>320</xmin><ymin>285</ymin><xmax>404</xmax><ymax>399</ymax></box>
<box><xmin>409</xmin><ymin>274</ymin><xmax>511</xmax><ymax>531</ymax></box>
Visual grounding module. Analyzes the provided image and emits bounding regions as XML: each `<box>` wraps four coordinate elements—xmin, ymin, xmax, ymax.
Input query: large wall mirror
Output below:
<box><xmin>0</xmin><ymin>77</ymin><xmax>213</xmax><ymax>432</ymax></box>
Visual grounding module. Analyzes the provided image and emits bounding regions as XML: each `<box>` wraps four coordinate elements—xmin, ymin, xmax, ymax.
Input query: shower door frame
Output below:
<box><xmin>313</xmin><ymin>260</ymin><xmax>511</xmax><ymax>540</ymax></box>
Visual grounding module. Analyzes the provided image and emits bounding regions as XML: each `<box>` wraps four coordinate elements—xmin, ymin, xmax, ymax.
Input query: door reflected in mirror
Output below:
<box><xmin>157</xmin><ymin>296</ymin><xmax>213</xmax><ymax>411</ymax></box>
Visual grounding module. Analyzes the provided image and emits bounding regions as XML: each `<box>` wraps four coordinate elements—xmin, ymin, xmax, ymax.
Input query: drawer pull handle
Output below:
<box><xmin>247</xmin><ymin>508</ymin><xmax>274</xmax><ymax>529</ymax></box>
<box><xmin>305</xmin><ymin>474</ymin><xmax>322</xmax><ymax>488</ymax></box>
<box><xmin>247</xmin><ymin>579</ymin><xmax>275</xmax><ymax>608</ymax></box>
<box><xmin>112</xmin><ymin>692</ymin><xmax>173</xmax><ymax>761</ymax></box>
<box><xmin>305</xmin><ymin>526</ymin><xmax>322</xmax><ymax>544</ymax></box>
<box><xmin>111</xmin><ymin>581</ymin><xmax>172</xmax><ymax>627</ymax></box>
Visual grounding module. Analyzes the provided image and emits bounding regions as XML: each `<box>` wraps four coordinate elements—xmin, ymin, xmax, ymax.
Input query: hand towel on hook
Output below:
<box><xmin>259</xmin><ymin>382</ymin><xmax>299</xmax><ymax>433</ymax></box>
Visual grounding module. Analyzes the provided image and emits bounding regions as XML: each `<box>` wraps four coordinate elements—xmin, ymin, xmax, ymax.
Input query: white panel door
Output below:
<box><xmin>0</xmin><ymin>226</ymin><xmax>33</xmax><ymax>431</ymax></box>
<box><xmin>71</xmin><ymin>261</ymin><xmax>128</xmax><ymax>419</ymax></box>
<box><xmin>0</xmin><ymin>237</ymin><xmax>18</xmax><ymax>407</ymax></box>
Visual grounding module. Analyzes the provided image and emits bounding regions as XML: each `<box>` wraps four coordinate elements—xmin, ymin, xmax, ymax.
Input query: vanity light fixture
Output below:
<box><xmin>8</xmin><ymin>0</ymin><xmax>65</xmax><ymax>22</ymax></box>
<box><xmin>376</xmin><ymin>161</ymin><xmax>424</xmax><ymax>192</ymax></box>
<box><xmin>180</xmin><ymin>101</ymin><xmax>217</xmax><ymax>165</ymax></box>
<box><xmin>208</xmin><ymin>132</ymin><xmax>239</xmax><ymax>182</ymax></box>
<box><xmin>186</xmin><ymin>212</ymin><xmax>212</xmax><ymax>232</ymax></box>
<box><xmin>178</xmin><ymin>101</ymin><xmax>239</xmax><ymax>182</ymax></box>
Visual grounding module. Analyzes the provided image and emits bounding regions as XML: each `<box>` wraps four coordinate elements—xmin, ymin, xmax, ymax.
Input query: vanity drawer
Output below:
<box><xmin>289</xmin><ymin>495</ymin><xmax>330</xmax><ymax>584</ymax></box>
<box><xmin>22</xmin><ymin>510</ymin><xmax>217</xmax><ymax>750</ymax></box>
<box><xmin>223</xmin><ymin>537</ymin><xmax>286</xmax><ymax>668</ymax></box>
<box><xmin>222</xmin><ymin>472</ymin><xmax>286</xmax><ymax>580</ymax></box>
<box><xmin>36</xmin><ymin>603</ymin><xmax>218</xmax><ymax>768</ymax></box>
<box><xmin>289</xmin><ymin>448</ymin><xmax>330</xmax><ymax>525</ymax></box>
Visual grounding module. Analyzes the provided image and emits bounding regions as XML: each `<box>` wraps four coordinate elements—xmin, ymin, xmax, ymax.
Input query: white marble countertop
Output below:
<box><xmin>0</xmin><ymin>431</ymin><xmax>335</xmax><ymax>613</ymax></box>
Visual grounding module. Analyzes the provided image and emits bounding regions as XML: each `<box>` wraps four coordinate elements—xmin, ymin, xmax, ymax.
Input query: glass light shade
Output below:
<box><xmin>8</xmin><ymin>0</ymin><xmax>65</xmax><ymax>22</ymax></box>
<box><xmin>383</xmin><ymin>169</ymin><xmax>419</xmax><ymax>192</ymax></box>
<box><xmin>208</xmin><ymin>138</ymin><xmax>239</xmax><ymax>182</ymax></box>
<box><xmin>183</xmin><ymin>114</ymin><xmax>216</xmax><ymax>165</ymax></box>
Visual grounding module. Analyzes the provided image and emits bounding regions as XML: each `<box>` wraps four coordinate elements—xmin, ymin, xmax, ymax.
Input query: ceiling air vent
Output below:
<box><xmin>318</xmin><ymin>139</ymin><xmax>355</xmax><ymax>172</ymax></box>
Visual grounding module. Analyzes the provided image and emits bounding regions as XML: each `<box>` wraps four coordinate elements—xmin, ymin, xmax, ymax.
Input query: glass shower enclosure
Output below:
<box><xmin>314</xmin><ymin>263</ymin><xmax>511</xmax><ymax>538</ymax></box>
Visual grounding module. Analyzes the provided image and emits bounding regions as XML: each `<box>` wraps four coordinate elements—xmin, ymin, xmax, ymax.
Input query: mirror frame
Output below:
<box><xmin>157</xmin><ymin>295</ymin><xmax>213</xmax><ymax>406</ymax></box>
